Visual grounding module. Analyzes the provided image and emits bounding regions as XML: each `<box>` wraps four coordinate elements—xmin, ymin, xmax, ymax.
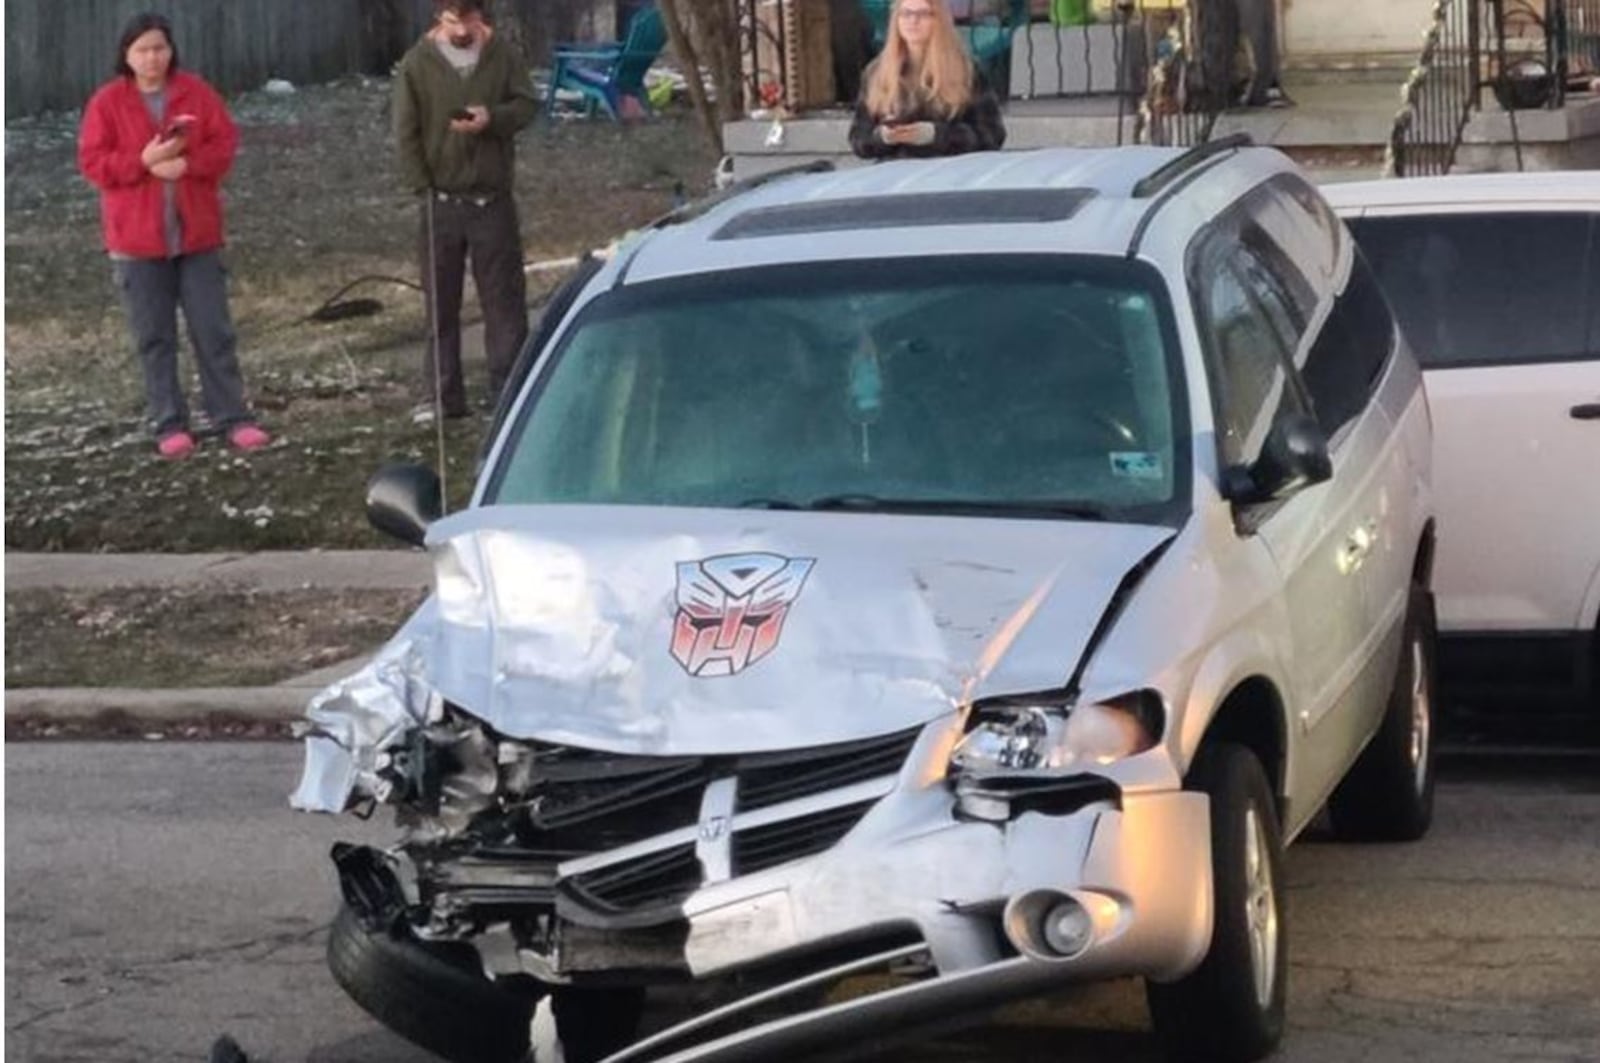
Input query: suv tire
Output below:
<box><xmin>1328</xmin><ymin>586</ymin><xmax>1437</xmax><ymax>842</ymax></box>
<box><xmin>1146</xmin><ymin>742</ymin><xmax>1287</xmax><ymax>1063</ymax></box>
<box><xmin>326</xmin><ymin>904</ymin><xmax>536</xmax><ymax>1063</ymax></box>
<box><xmin>553</xmin><ymin>985</ymin><xmax>648</xmax><ymax>1063</ymax></box>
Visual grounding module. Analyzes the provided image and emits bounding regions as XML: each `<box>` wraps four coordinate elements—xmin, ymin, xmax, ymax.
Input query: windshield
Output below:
<box><xmin>487</xmin><ymin>256</ymin><xmax>1189</xmax><ymax>523</ymax></box>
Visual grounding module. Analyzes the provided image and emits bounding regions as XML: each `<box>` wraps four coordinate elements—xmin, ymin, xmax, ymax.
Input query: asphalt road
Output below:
<box><xmin>6</xmin><ymin>743</ymin><xmax>1599</xmax><ymax>1063</ymax></box>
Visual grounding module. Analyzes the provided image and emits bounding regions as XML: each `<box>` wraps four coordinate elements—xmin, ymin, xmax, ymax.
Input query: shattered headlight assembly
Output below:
<box><xmin>949</xmin><ymin>691</ymin><xmax>1163</xmax><ymax>775</ymax></box>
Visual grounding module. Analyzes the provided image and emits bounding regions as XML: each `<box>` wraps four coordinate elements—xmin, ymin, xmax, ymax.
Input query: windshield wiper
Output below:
<box><xmin>801</xmin><ymin>494</ymin><xmax>1111</xmax><ymax>520</ymax></box>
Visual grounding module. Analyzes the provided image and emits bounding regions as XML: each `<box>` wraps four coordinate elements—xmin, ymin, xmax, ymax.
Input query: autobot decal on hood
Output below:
<box><xmin>291</xmin><ymin>505</ymin><xmax>1178</xmax><ymax>768</ymax></box>
<box><xmin>671</xmin><ymin>553</ymin><xmax>815</xmax><ymax>677</ymax></box>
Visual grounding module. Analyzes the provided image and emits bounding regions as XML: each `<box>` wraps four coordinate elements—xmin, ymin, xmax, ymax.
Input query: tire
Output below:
<box><xmin>1328</xmin><ymin>586</ymin><xmax>1437</xmax><ymax>842</ymax></box>
<box><xmin>326</xmin><ymin>905</ymin><xmax>537</xmax><ymax>1063</ymax></box>
<box><xmin>1147</xmin><ymin>742</ymin><xmax>1287</xmax><ymax>1063</ymax></box>
<box><xmin>553</xmin><ymin>985</ymin><xmax>648</xmax><ymax>1063</ymax></box>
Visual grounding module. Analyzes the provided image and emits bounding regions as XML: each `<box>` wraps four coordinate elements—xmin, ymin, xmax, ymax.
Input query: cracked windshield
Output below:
<box><xmin>492</xmin><ymin>257</ymin><xmax>1187</xmax><ymax>522</ymax></box>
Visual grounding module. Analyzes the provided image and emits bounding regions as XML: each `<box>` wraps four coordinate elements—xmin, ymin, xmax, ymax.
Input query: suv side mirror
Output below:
<box><xmin>366</xmin><ymin>463</ymin><xmax>442</xmax><ymax>547</ymax></box>
<box><xmin>1224</xmin><ymin>414</ymin><xmax>1333</xmax><ymax>505</ymax></box>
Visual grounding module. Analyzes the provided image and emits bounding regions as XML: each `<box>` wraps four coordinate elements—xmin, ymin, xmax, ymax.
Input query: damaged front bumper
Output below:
<box><xmin>293</xmin><ymin>639</ymin><xmax>1211</xmax><ymax>1061</ymax></box>
<box><xmin>309</xmin><ymin>720</ymin><xmax>1210</xmax><ymax>1061</ymax></box>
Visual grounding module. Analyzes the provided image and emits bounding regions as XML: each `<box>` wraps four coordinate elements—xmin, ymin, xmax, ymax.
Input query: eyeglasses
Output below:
<box><xmin>897</xmin><ymin>7</ymin><xmax>935</xmax><ymax>20</ymax></box>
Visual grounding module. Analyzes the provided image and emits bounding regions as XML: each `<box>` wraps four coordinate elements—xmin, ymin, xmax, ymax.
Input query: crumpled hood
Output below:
<box><xmin>408</xmin><ymin>504</ymin><xmax>1172</xmax><ymax>755</ymax></box>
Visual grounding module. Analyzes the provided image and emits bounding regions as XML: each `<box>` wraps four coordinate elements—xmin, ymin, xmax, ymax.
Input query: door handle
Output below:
<box><xmin>1571</xmin><ymin>403</ymin><xmax>1600</xmax><ymax>421</ymax></box>
<box><xmin>1337</xmin><ymin>521</ymin><xmax>1377</xmax><ymax>576</ymax></box>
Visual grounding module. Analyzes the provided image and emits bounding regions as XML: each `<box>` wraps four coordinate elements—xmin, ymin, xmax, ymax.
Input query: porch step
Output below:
<box><xmin>1284</xmin><ymin>50</ymin><xmax>1419</xmax><ymax>85</ymax></box>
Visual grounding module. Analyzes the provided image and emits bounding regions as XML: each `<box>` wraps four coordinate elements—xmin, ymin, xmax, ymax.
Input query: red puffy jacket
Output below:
<box><xmin>78</xmin><ymin>70</ymin><xmax>238</xmax><ymax>258</ymax></box>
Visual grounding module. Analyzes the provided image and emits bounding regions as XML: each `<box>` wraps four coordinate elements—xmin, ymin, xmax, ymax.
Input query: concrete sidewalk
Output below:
<box><xmin>5</xmin><ymin>550</ymin><xmax>431</xmax><ymax>724</ymax></box>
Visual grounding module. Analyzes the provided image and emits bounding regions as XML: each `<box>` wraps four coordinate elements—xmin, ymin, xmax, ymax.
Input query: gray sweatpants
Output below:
<box><xmin>1236</xmin><ymin>0</ymin><xmax>1282</xmax><ymax>105</ymax></box>
<box><xmin>113</xmin><ymin>250</ymin><xmax>251</xmax><ymax>438</ymax></box>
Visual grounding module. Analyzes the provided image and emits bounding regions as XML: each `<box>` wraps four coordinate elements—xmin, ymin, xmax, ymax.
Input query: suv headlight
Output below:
<box><xmin>949</xmin><ymin>692</ymin><xmax>1161</xmax><ymax>774</ymax></box>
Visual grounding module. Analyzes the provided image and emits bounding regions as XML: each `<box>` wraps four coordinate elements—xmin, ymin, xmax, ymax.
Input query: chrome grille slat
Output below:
<box><xmin>736</xmin><ymin>728</ymin><xmax>921</xmax><ymax>812</ymax></box>
<box><xmin>733</xmin><ymin>800</ymin><xmax>879</xmax><ymax>875</ymax></box>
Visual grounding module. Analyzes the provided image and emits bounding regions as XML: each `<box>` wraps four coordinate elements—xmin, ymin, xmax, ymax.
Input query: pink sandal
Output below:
<box><xmin>156</xmin><ymin>430</ymin><xmax>197</xmax><ymax>460</ymax></box>
<box><xmin>227</xmin><ymin>424</ymin><xmax>272</xmax><ymax>452</ymax></box>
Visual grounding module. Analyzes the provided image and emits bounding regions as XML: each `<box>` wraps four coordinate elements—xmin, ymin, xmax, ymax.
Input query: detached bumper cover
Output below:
<box><xmin>601</xmin><ymin>788</ymin><xmax>1212</xmax><ymax>1063</ymax></box>
<box><xmin>675</xmin><ymin>789</ymin><xmax>1212</xmax><ymax>982</ymax></box>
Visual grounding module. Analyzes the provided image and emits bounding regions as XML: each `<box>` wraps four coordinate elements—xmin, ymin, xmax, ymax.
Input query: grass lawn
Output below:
<box><xmin>5</xmin><ymin>76</ymin><xmax>718</xmax><ymax>552</ymax></box>
<box><xmin>4</xmin><ymin>585</ymin><xmax>424</xmax><ymax>688</ymax></box>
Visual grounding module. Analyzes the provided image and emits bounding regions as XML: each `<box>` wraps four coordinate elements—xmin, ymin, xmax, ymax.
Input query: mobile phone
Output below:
<box><xmin>163</xmin><ymin>113</ymin><xmax>197</xmax><ymax>139</ymax></box>
<box><xmin>450</xmin><ymin>108</ymin><xmax>474</xmax><ymax>121</ymax></box>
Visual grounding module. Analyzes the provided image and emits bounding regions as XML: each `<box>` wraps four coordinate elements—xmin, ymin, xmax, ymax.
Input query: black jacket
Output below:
<box><xmin>848</xmin><ymin>63</ymin><xmax>1007</xmax><ymax>160</ymax></box>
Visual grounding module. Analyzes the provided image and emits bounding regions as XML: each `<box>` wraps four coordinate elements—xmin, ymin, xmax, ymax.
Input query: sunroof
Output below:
<box><xmin>711</xmin><ymin>188</ymin><xmax>1095</xmax><ymax>240</ymax></box>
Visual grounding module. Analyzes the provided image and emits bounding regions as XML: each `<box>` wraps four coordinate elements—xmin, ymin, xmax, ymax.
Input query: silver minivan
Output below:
<box><xmin>295</xmin><ymin>139</ymin><xmax>1436</xmax><ymax>1063</ymax></box>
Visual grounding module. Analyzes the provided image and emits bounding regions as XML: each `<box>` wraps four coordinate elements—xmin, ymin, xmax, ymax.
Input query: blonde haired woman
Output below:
<box><xmin>849</xmin><ymin>0</ymin><xmax>1006</xmax><ymax>159</ymax></box>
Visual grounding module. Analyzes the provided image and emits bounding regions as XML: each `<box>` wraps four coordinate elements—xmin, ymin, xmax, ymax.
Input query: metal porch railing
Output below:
<box><xmin>1387</xmin><ymin>0</ymin><xmax>1480</xmax><ymax>176</ymax></box>
<box><xmin>1388</xmin><ymin>0</ymin><xmax>1600</xmax><ymax>177</ymax></box>
<box><xmin>737</xmin><ymin>0</ymin><xmax>1229</xmax><ymax>148</ymax></box>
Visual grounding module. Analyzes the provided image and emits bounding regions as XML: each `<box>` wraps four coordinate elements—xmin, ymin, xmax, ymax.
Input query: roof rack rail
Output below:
<box><xmin>1130</xmin><ymin>133</ymin><xmax>1253</xmax><ymax>199</ymax></box>
<box><xmin>652</xmin><ymin>159</ymin><xmax>837</xmax><ymax>232</ymax></box>
<box><xmin>611</xmin><ymin>159</ymin><xmax>837</xmax><ymax>288</ymax></box>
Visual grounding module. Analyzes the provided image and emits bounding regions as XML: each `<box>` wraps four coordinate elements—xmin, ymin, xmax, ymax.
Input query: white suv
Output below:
<box><xmin>1324</xmin><ymin>174</ymin><xmax>1600</xmax><ymax>730</ymax></box>
<box><xmin>295</xmin><ymin>140</ymin><xmax>1435</xmax><ymax>1063</ymax></box>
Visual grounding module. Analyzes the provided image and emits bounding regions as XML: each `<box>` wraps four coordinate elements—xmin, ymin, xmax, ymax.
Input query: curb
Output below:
<box><xmin>5</xmin><ymin>686</ymin><xmax>312</xmax><ymax>722</ymax></box>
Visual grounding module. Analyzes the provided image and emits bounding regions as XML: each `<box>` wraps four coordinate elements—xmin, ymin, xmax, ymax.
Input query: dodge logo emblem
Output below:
<box><xmin>699</xmin><ymin>815</ymin><xmax>729</xmax><ymax>843</ymax></box>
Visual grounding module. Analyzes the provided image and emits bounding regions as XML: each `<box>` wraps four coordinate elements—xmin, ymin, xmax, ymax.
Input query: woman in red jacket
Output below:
<box><xmin>79</xmin><ymin>12</ymin><xmax>269</xmax><ymax>459</ymax></box>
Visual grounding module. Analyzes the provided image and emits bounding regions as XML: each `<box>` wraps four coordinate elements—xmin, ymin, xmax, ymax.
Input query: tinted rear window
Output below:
<box><xmin>1346</xmin><ymin>212</ymin><xmax>1597</xmax><ymax>367</ymax></box>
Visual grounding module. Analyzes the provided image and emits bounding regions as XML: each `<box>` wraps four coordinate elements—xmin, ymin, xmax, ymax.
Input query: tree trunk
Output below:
<box><xmin>660</xmin><ymin>0</ymin><xmax>725</xmax><ymax>153</ymax></box>
<box><xmin>661</xmin><ymin>0</ymin><xmax>750</xmax><ymax>155</ymax></box>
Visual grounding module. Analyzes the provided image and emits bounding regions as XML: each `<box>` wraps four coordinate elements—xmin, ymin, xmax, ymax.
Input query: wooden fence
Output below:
<box><xmin>3</xmin><ymin>0</ymin><xmax>613</xmax><ymax>119</ymax></box>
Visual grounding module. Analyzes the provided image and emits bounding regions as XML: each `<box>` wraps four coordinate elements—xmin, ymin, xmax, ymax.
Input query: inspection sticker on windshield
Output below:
<box><xmin>1110</xmin><ymin>451</ymin><xmax>1164</xmax><ymax>481</ymax></box>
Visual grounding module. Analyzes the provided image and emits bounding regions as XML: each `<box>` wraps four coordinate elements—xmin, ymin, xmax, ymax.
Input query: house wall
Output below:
<box><xmin>1282</xmin><ymin>0</ymin><xmax>1436</xmax><ymax>57</ymax></box>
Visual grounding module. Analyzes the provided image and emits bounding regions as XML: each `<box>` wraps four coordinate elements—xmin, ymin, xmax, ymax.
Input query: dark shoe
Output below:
<box><xmin>411</xmin><ymin>402</ymin><xmax>468</xmax><ymax>426</ymax></box>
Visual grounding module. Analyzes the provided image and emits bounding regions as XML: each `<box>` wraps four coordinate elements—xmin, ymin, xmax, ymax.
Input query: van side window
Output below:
<box><xmin>1191</xmin><ymin>239</ymin><xmax>1310</xmax><ymax>468</ymax></box>
<box><xmin>1299</xmin><ymin>251</ymin><xmax>1395</xmax><ymax>438</ymax></box>
<box><xmin>1242</xmin><ymin>176</ymin><xmax>1338</xmax><ymax>325</ymax></box>
<box><xmin>1346</xmin><ymin>212</ymin><xmax>1595</xmax><ymax>367</ymax></box>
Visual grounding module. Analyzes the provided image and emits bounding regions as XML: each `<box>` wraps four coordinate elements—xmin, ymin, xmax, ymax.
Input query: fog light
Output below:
<box><xmin>1042</xmin><ymin>899</ymin><xmax>1093</xmax><ymax>957</ymax></box>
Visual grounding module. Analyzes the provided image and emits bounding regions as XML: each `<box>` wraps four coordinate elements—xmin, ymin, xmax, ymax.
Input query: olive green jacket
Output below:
<box><xmin>393</xmin><ymin>34</ymin><xmax>537</xmax><ymax>196</ymax></box>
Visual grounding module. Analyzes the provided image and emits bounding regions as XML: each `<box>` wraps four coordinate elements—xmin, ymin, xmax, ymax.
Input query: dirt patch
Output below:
<box><xmin>5</xmin><ymin>76</ymin><xmax>719</xmax><ymax>551</ymax></box>
<box><xmin>4</xmin><ymin>585</ymin><xmax>423</xmax><ymax>688</ymax></box>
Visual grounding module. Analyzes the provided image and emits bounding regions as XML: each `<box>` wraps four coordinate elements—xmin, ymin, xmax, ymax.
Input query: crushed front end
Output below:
<box><xmin>297</xmin><ymin>688</ymin><xmax>1212</xmax><ymax>1062</ymax></box>
<box><xmin>292</xmin><ymin>512</ymin><xmax>1212</xmax><ymax>1059</ymax></box>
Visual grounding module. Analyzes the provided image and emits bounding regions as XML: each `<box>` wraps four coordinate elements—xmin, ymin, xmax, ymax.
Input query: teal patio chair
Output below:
<box><xmin>547</xmin><ymin>4</ymin><xmax>667</xmax><ymax>119</ymax></box>
<box><xmin>960</xmin><ymin>0</ymin><xmax>1030</xmax><ymax>91</ymax></box>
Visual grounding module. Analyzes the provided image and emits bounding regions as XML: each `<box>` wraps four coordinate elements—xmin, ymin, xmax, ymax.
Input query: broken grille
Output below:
<box><xmin>565</xmin><ymin>843</ymin><xmax>703</xmax><ymax>915</ymax></box>
<box><xmin>733</xmin><ymin>799</ymin><xmax>881</xmax><ymax>875</ymax></box>
<box><xmin>516</xmin><ymin>749</ymin><xmax>710</xmax><ymax>852</ymax></box>
<box><xmin>735</xmin><ymin>727</ymin><xmax>921</xmax><ymax>812</ymax></box>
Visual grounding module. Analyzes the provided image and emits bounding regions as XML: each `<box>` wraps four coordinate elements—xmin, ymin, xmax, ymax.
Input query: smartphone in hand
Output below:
<box><xmin>162</xmin><ymin>113</ymin><xmax>197</xmax><ymax>140</ymax></box>
<box><xmin>450</xmin><ymin>108</ymin><xmax>475</xmax><ymax>121</ymax></box>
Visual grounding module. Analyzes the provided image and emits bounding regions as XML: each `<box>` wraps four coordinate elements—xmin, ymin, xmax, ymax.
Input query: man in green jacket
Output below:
<box><xmin>394</xmin><ymin>0</ymin><xmax>537</xmax><ymax>422</ymax></box>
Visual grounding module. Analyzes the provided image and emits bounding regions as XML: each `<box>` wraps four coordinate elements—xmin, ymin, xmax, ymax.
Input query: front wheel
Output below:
<box><xmin>326</xmin><ymin>905</ymin><xmax>536</xmax><ymax>1063</ymax></box>
<box><xmin>1146</xmin><ymin>742</ymin><xmax>1287</xmax><ymax>1063</ymax></box>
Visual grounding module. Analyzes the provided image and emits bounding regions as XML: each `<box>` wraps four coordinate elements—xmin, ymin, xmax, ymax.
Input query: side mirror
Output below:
<box><xmin>366</xmin><ymin>463</ymin><xmax>442</xmax><ymax>547</ymax></box>
<box><xmin>1224</xmin><ymin>414</ymin><xmax>1333</xmax><ymax>506</ymax></box>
